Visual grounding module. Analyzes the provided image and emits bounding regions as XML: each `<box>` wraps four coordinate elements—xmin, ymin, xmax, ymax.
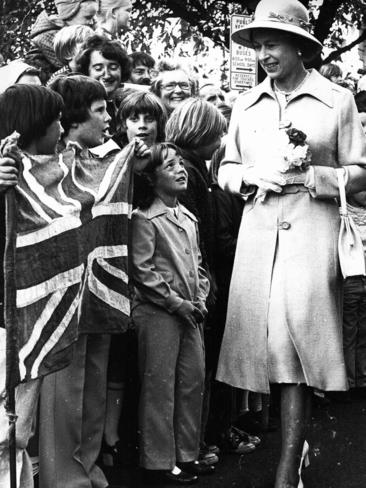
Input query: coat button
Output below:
<box><xmin>281</xmin><ymin>221</ymin><xmax>291</xmax><ymax>230</ymax></box>
<box><xmin>178</xmin><ymin>228</ymin><xmax>183</xmax><ymax>232</ymax></box>
<box><xmin>185</xmin><ymin>249</ymin><xmax>190</xmax><ymax>255</ymax></box>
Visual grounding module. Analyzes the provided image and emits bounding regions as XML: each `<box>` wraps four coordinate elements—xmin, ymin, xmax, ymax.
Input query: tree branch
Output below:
<box><xmin>323</xmin><ymin>29</ymin><xmax>366</xmax><ymax>63</ymax></box>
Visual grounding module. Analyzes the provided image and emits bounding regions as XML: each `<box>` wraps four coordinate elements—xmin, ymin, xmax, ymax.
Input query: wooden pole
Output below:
<box><xmin>4</xmin><ymin>188</ymin><xmax>19</xmax><ymax>488</ymax></box>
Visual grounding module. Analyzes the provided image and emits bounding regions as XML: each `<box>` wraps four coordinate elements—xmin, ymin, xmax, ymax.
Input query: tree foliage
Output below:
<box><xmin>0</xmin><ymin>0</ymin><xmax>55</xmax><ymax>61</ymax></box>
<box><xmin>0</xmin><ymin>0</ymin><xmax>365</xmax><ymax>66</ymax></box>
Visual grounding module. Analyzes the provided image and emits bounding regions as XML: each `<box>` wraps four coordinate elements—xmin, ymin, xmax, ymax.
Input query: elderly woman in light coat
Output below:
<box><xmin>216</xmin><ymin>0</ymin><xmax>366</xmax><ymax>487</ymax></box>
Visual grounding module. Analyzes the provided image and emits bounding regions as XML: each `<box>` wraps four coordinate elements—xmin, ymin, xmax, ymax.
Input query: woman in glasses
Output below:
<box><xmin>151</xmin><ymin>60</ymin><xmax>197</xmax><ymax>115</ymax></box>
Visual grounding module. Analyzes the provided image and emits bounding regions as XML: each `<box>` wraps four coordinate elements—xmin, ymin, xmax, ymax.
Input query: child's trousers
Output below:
<box><xmin>39</xmin><ymin>333</ymin><xmax>110</xmax><ymax>488</ymax></box>
<box><xmin>133</xmin><ymin>303</ymin><xmax>205</xmax><ymax>470</ymax></box>
<box><xmin>343</xmin><ymin>275</ymin><xmax>366</xmax><ymax>388</ymax></box>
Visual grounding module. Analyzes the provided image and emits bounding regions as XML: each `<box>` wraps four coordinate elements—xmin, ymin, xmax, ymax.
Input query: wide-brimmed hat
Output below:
<box><xmin>232</xmin><ymin>0</ymin><xmax>322</xmax><ymax>59</ymax></box>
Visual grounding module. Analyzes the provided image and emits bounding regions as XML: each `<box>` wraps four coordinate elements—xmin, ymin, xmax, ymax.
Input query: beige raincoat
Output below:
<box><xmin>216</xmin><ymin>69</ymin><xmax>366</xmax><ymax>393</ymax></box>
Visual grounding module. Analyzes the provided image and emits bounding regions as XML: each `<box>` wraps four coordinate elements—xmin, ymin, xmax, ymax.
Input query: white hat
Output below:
<box><xmin>0</xmin><ymin>61</ymin><xmax>39</xmax><ymax>94</ymax></box>
<box><xmin>232</xmin><ymin>0</ymin><xmax>322</xmax><ymax>60</ymax></box>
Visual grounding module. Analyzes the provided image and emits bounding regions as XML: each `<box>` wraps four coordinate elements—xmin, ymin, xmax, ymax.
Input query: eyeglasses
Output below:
<box><xmin>161</xmin><ymin>81</ymin><xmax>191</xmax><ymax>91</ymax></box>
<box><xmin>132</xmin><ymin>68</ymin><xmax>159</xmax><ymax>78</ymax></box>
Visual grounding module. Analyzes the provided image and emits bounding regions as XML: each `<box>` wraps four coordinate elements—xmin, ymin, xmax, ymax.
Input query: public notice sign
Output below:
<box><xmin>230</xmin><ymin>14</ymin><xmax>258</xmax><ymax>91</ymax></box>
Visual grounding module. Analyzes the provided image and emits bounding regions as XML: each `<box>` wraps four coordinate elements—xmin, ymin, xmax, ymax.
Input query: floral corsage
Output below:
<box><xmin>256</xmin><ymin>125</ymin><xmax>312</xmax><ymax>202</ymax></box>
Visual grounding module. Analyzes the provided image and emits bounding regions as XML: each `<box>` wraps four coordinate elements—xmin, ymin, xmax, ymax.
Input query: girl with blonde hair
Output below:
<box><xmin>96</xmin><ymin>0</ymin><xmax>132</xmax><ymax>39</ymax></box>
<box><xmin>166</xmin><ymin>98</ymin><xmax>227</xmax><ymax>465</ymax></box>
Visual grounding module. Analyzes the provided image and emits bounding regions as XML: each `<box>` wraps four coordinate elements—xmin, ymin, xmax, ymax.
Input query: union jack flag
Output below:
<box><xmin>8</xmin><ymin>141</ymin><xmax>134</xmax><ymax>386</ymax></box>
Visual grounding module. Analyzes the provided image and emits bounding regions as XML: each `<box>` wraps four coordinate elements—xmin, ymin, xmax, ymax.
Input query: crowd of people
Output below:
<box><xmin>1</xmin><ymin>0</ymin><xmax>366</xmax><ymax>487</ymax></box>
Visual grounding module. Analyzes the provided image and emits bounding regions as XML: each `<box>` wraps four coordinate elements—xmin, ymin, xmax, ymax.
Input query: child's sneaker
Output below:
<box><xmin>221</xmin><ymin>426</ymin><xmax>256</xmax><ymax>454</ymax></box>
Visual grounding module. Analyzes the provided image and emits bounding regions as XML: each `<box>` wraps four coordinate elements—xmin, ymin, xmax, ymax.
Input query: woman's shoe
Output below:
<box><xmin>298</xmin><ymin>440</ymin><xmax>310</xmax><ymax>488</ymax></box>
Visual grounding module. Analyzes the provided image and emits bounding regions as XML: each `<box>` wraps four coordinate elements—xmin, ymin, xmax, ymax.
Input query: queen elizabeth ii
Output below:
<box><xmin>216</xmin><ymin>0</ymin><xmax>366</xmax><ymax>486</ymax></box>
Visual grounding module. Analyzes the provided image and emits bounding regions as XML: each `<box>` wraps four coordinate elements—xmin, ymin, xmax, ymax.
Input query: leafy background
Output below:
<box><xmin>0</xmin><ymin>0</ymin><xmax>366</xmax><ymax>86</ymax></box>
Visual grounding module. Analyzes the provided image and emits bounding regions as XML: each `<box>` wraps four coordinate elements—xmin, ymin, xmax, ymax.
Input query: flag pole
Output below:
<box><xmin>4</xmin><ymin>187</ymin><xmax>19</xmax><ymax>488</ymax></box>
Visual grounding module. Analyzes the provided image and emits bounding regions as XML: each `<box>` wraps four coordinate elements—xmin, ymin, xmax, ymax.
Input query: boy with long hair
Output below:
<box><xmin>0</xmin><ymin>84</ymin><xmax>64</xmax><ymax>488</ymax></box>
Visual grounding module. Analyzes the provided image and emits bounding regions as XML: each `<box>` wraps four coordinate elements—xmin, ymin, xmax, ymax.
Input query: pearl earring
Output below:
<box><xmin>297</xmin><ymin>50</ymin><xmax>302</xmax><ymax>57</ymax></box>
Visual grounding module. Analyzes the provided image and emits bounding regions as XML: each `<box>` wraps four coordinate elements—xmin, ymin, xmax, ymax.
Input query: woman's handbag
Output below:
<box><xmin>336</xmin><ymin>168</ymin><xmax>366</xmax><ymax>279</ymax></box>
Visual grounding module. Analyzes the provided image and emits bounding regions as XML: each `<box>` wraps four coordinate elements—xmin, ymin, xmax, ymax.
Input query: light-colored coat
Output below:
<box><xmin>131</xmin><ymin>197</ymin><xmax>210</xmax><ymax>313</ymax></box>
<box><xmin>216</xmin><ymin>69</ymin><xmax>366</xmax><ymax>393</ymax></box>
<box><xmin>131</xmin><ymin>198</ymin><xmax>208</xmax><ymax>468</ymax></box>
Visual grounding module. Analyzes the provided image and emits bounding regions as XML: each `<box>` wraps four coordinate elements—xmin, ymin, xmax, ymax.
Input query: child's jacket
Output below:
<box><xmin>131</xmin><ymin>197</ymin><xmax>210</xmax><ymax>313</ymax></box>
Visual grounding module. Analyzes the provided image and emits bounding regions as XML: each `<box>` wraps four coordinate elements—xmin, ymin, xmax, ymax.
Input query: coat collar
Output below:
<box><xmin>146</xmin><ymin>197</ymin><xmax>197</xmax><ymax>223</ymax></box>
<box><xmin>241</xmin><ymin>69</ymin><xmax>334</xmax><ymax>110</ymax></box>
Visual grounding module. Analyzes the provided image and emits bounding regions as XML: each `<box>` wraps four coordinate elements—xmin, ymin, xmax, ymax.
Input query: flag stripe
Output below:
<box><xmin>91</xmin><ymin>260</ymin><xmax>130</xmax><ymax>306</ymax></box>
<box><xmin>17</xmin><ymin>215</ymin><xmax>82</xmax><ymax>248</ymax></box>
<box><xmin>30</xmin><ymin>290</ymin><xmax>80</xmax><ymax>379</ymax></box>
<box><xmin>88</xmin><ymin>271</ymin><xmax>130</xmax><ymax>315</ymax></box>
<box><xmin>17</xmin><ymin>264</ymin><xmax>85</xmax><ymax>308</ymax></box>
<box><xmin>23</xmin><ymin>154</ymin><xmax>75</xmax><ymax>216</ymax></box>
<box><xmin>99</xmin><ymin>258</ymin><xmax>128</xmax><ymax>284</ymax></box>
<box><xmin>16</xmin><ymin>215</ymin><xmax>129</xmax><ymax>289</ymax></box>
<box><xmin>92</xmin><ymin>202</ymin><xmax>131</xmax><ymax>218</ymax></box>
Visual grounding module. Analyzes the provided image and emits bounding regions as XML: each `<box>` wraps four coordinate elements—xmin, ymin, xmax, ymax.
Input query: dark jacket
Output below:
<box><xmin>178</xmin><ymin>149</ymin><xmax>215</xmax><ymax>272</ymax></box>
<box><xmin>211</xmin><ymin>183</ymin><xmax>244</xmax><ymax>295</ymax></box>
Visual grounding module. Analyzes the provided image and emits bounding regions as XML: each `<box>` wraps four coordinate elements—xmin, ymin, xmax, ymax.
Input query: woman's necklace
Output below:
<box><xmin>274</xmin><ymin>71</ymin><xmax>310</xmax><ymax>102</ymax></box>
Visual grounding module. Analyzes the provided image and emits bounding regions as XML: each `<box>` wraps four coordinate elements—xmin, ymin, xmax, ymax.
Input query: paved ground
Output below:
<box><xmin>106</xmin><ymin>394</ymin><xmax>366</xmax><ymax>488</ymax></box>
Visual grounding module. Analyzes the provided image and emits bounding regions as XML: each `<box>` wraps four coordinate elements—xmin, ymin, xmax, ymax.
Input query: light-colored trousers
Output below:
<box><xmin>39</xmin><ymin>334</ymin><xmax>110</xmax><ymax>488</ymax></box>
<box><xmin>133</xmin><ymin>303</ymin><xmax>205</xmax><ymax>470</ymax></box>
<box><xmin>0</xmin><ymin>328</ymin><xmax>40</xmax><ymax>488</ymax></box>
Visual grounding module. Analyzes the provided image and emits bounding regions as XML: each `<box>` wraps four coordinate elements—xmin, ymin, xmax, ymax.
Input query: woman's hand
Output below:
<box><xmin>176</xmin><ymin>300</ymin><xmax>201</xmax><ymax>328</ymax></box>
<box><xmin>0</xmin><ymin>157</ymin><xmax>18</xmax><ymax>193</ymax></box>
<box><xmin>243</xmin><ymin>166</ymin><xmax>286</xmax><ymax>193</ymax></box>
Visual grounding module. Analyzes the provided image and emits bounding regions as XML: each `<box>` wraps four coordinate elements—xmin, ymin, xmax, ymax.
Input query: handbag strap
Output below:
<box><xmin>336</xmin><ymin>167</ymin><xmax>347</xmax><ymax>216</ymax></box>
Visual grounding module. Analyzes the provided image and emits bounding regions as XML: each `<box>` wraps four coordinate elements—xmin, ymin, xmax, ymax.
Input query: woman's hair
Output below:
<box><xmin>319</xmin><ymin>63</ymin><xmax>343</xmax><ymax>81</ymax></box>
<box><xmin>0</xmin><ymin>84</ymin><xmax>64</xmax><ymax>149</ymax></box>
<box><xmin>165</xmin><ymin>98</ymin><xmax>226</xmax><ymax>149</ymax></box>
<box><xmin>137</xmin><ymin>142</ymin><xmax>181</xmax><ymax>209</ymax></box>
<box><xmin>150</xmin><ymin>60</ymin><xmax>197</xmax><ymax>98</ymax></box>
<box><xmin>117</xmin><ymin>91</ymin><xmax>167</xmax><ymax>143</ymax></box>
<box><xmin>75</xmin><ymin>34</ymin><xmax>132</xmax><ymax>81</ymax></box>
<box><xmin>355</xmin><ymin>91</ymin><xmax>366</xmax><ymax>113</ymax></box>
<box><xmin>54</xmin><ymin>24</ymin><xmax>94</xmax><ymax>65</ymax></box>
<box><xmin>49</xmin><ymin>74</ymin><xmax>107</xmax><ymax>135</ymax></box>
